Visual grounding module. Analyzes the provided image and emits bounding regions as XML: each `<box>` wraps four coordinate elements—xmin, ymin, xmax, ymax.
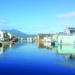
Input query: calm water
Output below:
<box><xmin>0</xmin><ymin>41</ymin><xmax>75</xmax><ymax>75</ymax></box>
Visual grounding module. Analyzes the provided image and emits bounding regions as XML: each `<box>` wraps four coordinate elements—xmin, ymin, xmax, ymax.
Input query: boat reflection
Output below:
<box><xmin>55</xmin><ymin>45</ymin><xmax>75</xmax><ymax>61</ymax></box>
<box><xmin>53</xmin><ymin>45</ymin><xmax>75</xmax><ymax>68</ymax></box>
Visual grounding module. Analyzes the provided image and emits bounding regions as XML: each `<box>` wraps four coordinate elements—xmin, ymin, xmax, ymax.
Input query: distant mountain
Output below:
<box><xmin>2</xmin><ymin>29</ymin><xmax>36</xmax><ymax>38</ymax></box>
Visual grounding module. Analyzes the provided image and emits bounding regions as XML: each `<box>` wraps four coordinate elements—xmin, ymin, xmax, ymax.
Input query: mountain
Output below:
<box><xmin>2</xmin><ymin>29</ymin><xmax>36</xmax><ymax>38</ymax></box>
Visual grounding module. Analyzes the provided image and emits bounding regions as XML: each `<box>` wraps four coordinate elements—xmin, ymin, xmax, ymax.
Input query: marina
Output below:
<box><xmin>0</xmin><ymin>0</ymin><xmax>75</xmax><ymax>75</ymax></box>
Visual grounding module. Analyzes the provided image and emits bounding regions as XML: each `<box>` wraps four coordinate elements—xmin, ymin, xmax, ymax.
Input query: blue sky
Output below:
<box><xmin>0</xmin><ymin>0</ymin><xmax>75</xmax><ymax>34</ymax></box>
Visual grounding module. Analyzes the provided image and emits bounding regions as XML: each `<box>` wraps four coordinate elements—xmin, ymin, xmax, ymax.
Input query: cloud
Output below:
<box><xmin>56</xmin><ymin>12</ymin><xmax>75</xmax><ymax>18</ymax></box>
<box><xmin>0</xmin><ymin>19</ymin><xmax>8</xmax><ymax>23</ymax></box>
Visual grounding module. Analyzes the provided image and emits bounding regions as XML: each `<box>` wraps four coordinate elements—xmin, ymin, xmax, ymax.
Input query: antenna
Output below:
<box><xmin>64</xmin><ymin>24</ymin><xmax>71</xmax><ymax>28</ymax></box>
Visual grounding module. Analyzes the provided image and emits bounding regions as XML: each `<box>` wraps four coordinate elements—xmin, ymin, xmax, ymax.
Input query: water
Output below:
<box><xmin>0</xmin><ymin>41</ymin><xmax>75</xmax><ymax>75</ymax></box>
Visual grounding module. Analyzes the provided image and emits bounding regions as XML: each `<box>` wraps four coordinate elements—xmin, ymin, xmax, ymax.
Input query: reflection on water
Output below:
<box><xmin>0</xmin><ymin>41</ymin><xmax>75</xmax><ymax>75</ymax></box>
<box><xmin>35</xmin><ymin>41</ymin><xmax>75</xmax><ymax>61</ymax></box>
<box><xmin>35</xmin><ymin>41</ymin><xmax>56</xmax><ymax>50</ymax></box>
<box><xmin>1</xmin><ymin>41</ymin><xmax>75</xmax><ymax>62</ymax></box>
<box><xmin>35</xmin><ymin>41</ymin><xmax>75</xmax><ymax>68</ymax></box>
<box><xmin>0</xmin><ymin>44</ymin><xmax>12</xmax><ymax>54</ymax></box>
<box><xmin>0</xmin><ymin>41</ymin><xmax>28</xmax><ymax>55</ymax></box>
<box><xmin>55</xmin><ymin>45</ymin><xmax>75</xmax><ymax>61</ymax></box>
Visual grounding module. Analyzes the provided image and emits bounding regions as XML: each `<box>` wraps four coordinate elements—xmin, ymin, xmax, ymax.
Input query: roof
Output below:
<box><xmin>68</xmin><ymin>27</ymin><xmax>75</xmax><ymax>30</ymax></box>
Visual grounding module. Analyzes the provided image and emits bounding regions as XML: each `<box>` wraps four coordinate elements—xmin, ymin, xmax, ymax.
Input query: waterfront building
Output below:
<box><xmin>0</xmin><ymin>31</ymin><xmax>4</xmax><ymax>41</ymax></box>
<box><xmin>42</xmin><ymin>37</ymin><xmax>52</xmax><ymax>42</ymax></box>
<box><xmin>8</xmin><ymin>33</ymin><xmax>12</xmax><ymax>39</ymax></box>
<box><xmin>57</xmin><ymin>35</ymin><xmax>75</xmax><ymax>45</ymax></box>
<box><xmin>43</xmin><ymin>42</ymin><xmax>51</xmax><ymax>47</ymax></box>
<box><xmin>4</xmin><ymin>33</ymin><xmax>11</xmax><ymax>41</ymax></box>
<box><xmin>37</xmin><ymin>34</ymin><xmax>52</xmax><ymax>42</ymax></box>
<box><xmin>0</xmin><ymin>30</ymin><xmax>13</xmax><ymax>42</ymax></box>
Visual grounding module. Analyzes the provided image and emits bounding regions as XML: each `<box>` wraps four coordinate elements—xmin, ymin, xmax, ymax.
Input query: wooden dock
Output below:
<box><xmin>0</xmin><ymin>42</ymin><xmax>12</xmax><ymax>45</ymax></box>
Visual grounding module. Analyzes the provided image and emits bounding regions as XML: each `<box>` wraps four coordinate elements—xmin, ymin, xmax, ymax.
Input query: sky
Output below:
<box><xmin>0</xmin><ymin>0</ymin><xmax>75</xmax><ymax>34</ymax></box>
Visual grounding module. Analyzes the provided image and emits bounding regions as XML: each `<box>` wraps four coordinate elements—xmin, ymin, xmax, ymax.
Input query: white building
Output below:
<box><xmin>42</xmin><ymin>37</ymin><xmax>52</xmax><ymax>42</ymax></box>
<box><xmin>57</xmin><ymin>35</ymin><xmax>75</xmax><ymax>45</ymax></box>
<box><xmin>56</xmin><ymin>27</ymin><xmax>75</xmax><ymax>45</ymax></box>
<box><xmin>0</xmin><ymin>31</ymin><xmax>4</xmax><ymax>41</ymax></box>
<box><xmin>43</xmin><ymin>42</ymin><xmax>51</xmax><ymax>47</ymax></box>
